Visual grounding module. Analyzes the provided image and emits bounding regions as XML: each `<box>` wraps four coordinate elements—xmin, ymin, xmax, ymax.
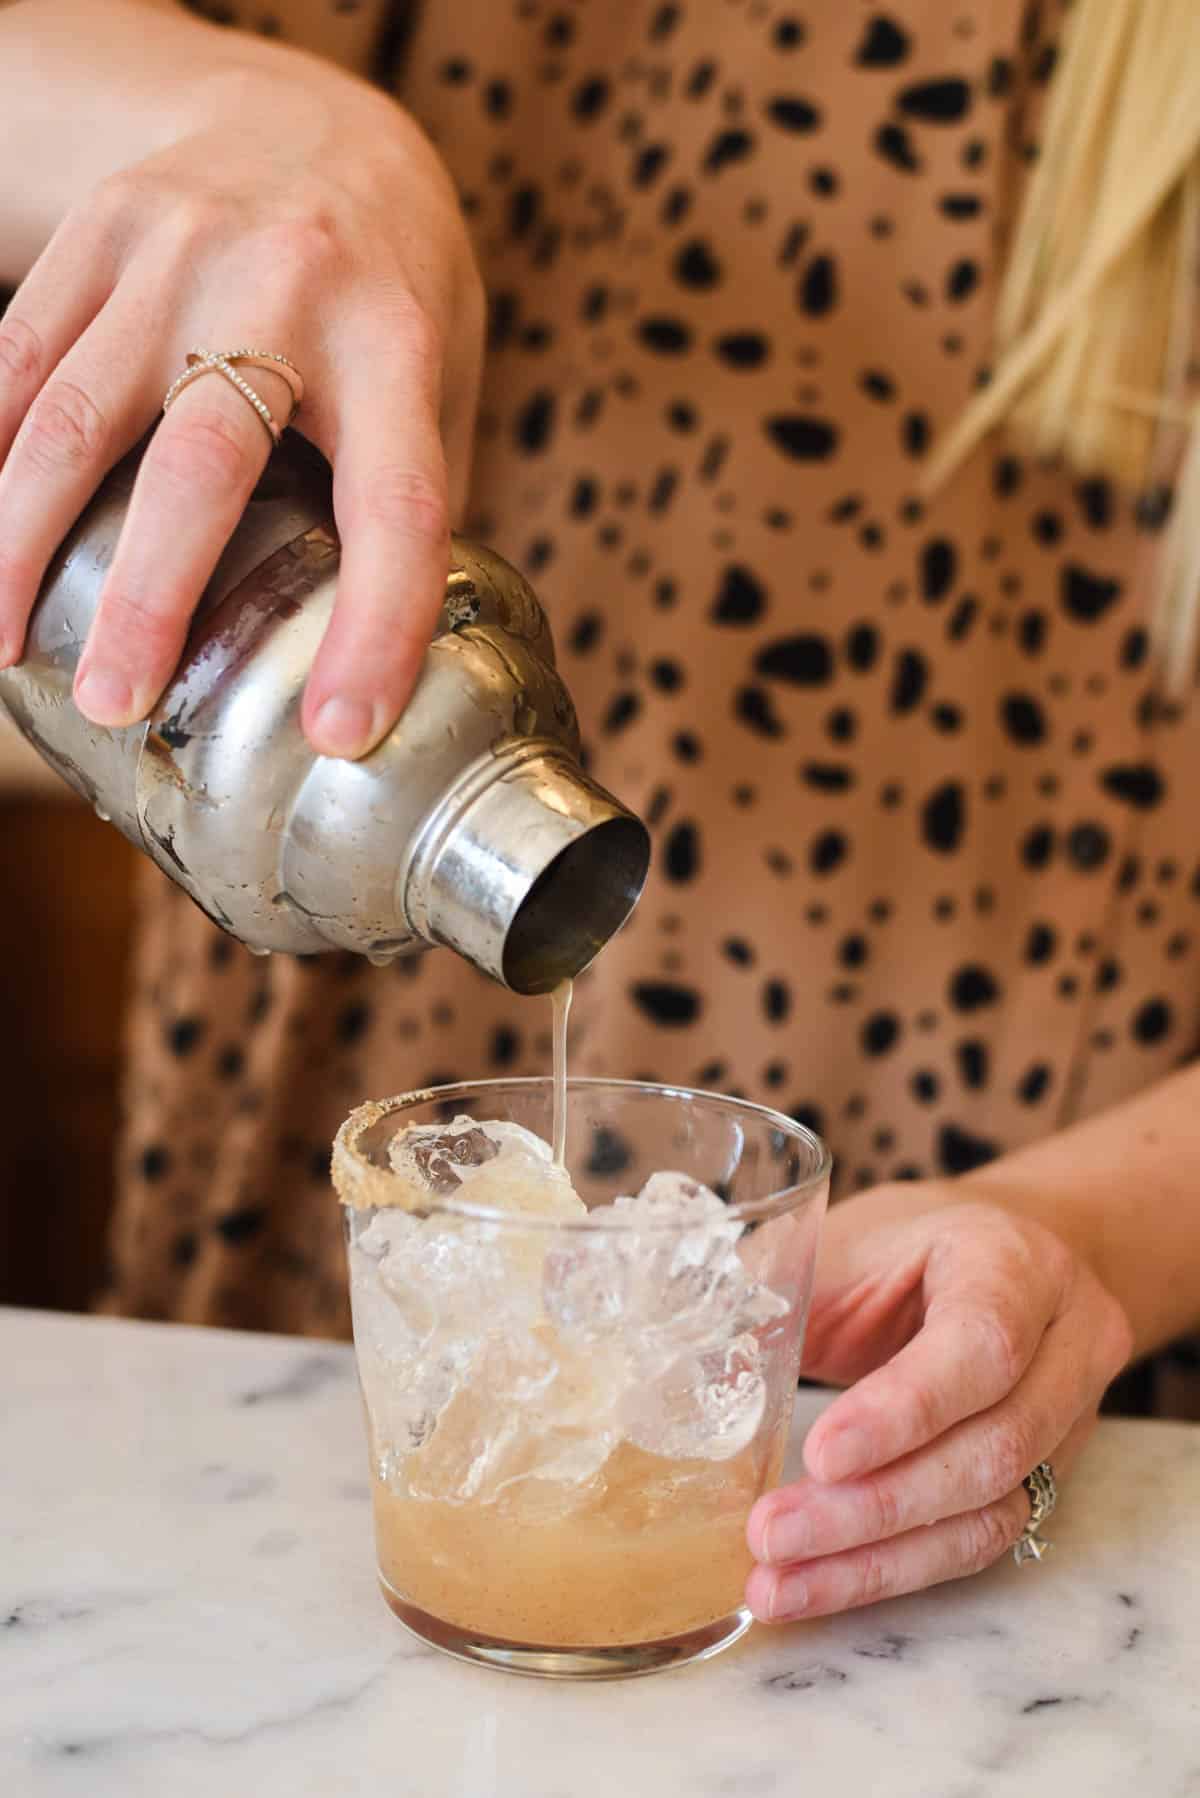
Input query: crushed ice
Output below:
<box><xmin>347</xmin><ymin>1119</ymin><xmax>789</xmax><ymax>1506</ymax></box>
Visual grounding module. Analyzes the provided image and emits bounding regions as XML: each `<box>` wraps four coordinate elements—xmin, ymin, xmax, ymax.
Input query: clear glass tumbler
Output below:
<box><xmin>332</xmin><ymin>1078</ymin><xmax>830</xmax><ymax>1679</ymax></box>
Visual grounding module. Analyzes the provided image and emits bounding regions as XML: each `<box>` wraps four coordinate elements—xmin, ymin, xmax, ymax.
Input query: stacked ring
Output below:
<box><xmin>1013</xmin><ymin>1461</ymin><xmax>1057</xmax><ymax>1565</ymax></box>
<box><xmin>162</xmin><ymin>348</ymin><xmax>305</xmax><ymax>448</ymax></box>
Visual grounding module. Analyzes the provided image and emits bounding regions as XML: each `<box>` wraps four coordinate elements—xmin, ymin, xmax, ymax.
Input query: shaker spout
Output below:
<box><xmin>404</xmin><ymin>744</ymin><xmax>651</xmax><ymax>993</ymax></box>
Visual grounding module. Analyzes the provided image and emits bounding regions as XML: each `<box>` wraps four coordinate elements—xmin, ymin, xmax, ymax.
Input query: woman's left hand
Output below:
<box><xmin>745</xmin><ymin>1187</ymin><xmax>1133</xmax><ymax>1623</ymax></box>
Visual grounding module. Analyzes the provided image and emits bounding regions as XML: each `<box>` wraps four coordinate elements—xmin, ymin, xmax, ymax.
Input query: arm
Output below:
<box><xmin>829</xmin><ymin>1062</ymin><xmax>1200</xmax><ymax>1362</ymax></box>
<box><xmin>964</xmin><ymin>1061</ymin><xmax>1200</xmax><ymax>1359</ymax></box>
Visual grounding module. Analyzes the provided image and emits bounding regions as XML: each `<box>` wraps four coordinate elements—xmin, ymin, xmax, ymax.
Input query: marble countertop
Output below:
<box><xmin>2</xmin><ymin>1308</ymin><xmax>1198</xmax><ymax>1797</ymax></box>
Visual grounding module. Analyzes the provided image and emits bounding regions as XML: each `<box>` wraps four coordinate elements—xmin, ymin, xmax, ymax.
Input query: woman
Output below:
<box><xmin>2</xmin><ymin>0</ymin><xmax>1198</xmax><ymax>1625</ymax></box>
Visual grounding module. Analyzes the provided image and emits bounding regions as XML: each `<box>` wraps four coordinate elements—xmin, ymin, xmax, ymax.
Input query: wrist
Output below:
<box><xmin>179</xmin><ymin>44</ymin><xmax>406</xmax><ymax>182</ymax></box>
<box><xmin>958</xmin><ymin>1160</ymin><xmax>1110</xmax><ymax>1292</ymax></box>
<box><xmin>836</xmin><ymin>1166</ymin><xmax>1109</xmax><ymax>1292</ymax></box>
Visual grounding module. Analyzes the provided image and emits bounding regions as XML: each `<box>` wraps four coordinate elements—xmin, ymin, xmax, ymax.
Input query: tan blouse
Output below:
<box><xmin>102</xmin><ymin>1</ymin><xmax>1198</xmax><ymax>1415</ymax></box>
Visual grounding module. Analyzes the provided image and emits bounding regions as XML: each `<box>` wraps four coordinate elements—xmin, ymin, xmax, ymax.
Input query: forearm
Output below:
<box><xmin>965</xmin><ymin>1062</ymin><xmax>1200</xmax><ymax>1360</ymax></box>
<box><xmin>0</xmin><ymin>0</ymin><xmax>365</xmax><ymax>288</ymax></box>
<box><xmin>844</xmin><ymin>1064</ymin><xmax>1200</xmax><ymax>1362</ymax></box>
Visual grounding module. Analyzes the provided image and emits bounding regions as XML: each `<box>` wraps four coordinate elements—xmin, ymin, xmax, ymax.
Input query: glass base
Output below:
<box><xmin>378</xmin><ymin>1575</ymin><xmax>753</xmax><ymax>1680</ymax></box>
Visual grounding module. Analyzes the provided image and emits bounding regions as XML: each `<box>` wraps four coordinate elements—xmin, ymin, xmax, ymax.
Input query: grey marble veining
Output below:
<box><xmin>2</xmin><ymin>1307</ymin><xmax>1198</xmax><ymax>1797</ymax></box>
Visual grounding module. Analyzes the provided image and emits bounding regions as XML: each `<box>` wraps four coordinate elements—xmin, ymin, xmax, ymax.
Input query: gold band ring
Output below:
<box><xmin>162</xmin><ymin>349</ymin><xmax>305</xmax><ymax>449</ymax></box>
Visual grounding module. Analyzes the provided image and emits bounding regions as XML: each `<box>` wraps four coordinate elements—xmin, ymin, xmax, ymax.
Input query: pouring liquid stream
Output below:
<box><xmin>550</xmin><ymin>978</ymin><xmax>573</xmax><ymax>1168</ymax></box>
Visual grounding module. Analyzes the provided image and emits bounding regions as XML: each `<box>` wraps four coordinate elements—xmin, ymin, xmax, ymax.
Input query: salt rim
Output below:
<box><xmin>332</xmin><ymin>1094</ymin><xmax>436</xmax><ymax>1214</ymax></box>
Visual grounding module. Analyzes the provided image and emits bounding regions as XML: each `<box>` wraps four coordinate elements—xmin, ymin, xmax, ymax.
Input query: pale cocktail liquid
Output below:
<box><xmin>550</xmin><ymin>977</ymin><xmax>572</xmax><ymax>1167</ymax></box>
<box><xmin>374</xmin><ymin>1427</ymin><xmax>787</xmax><ymax>1647</ymax></box>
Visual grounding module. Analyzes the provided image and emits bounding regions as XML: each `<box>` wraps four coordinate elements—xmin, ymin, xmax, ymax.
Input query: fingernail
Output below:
<box><xmin>312</xmin><ymin>696</ymin><xmax>375</xmax><ymax>759</ymax></box>
<box><xmin>75</xmin><ymin>665</ymin><xmax>134</xmax><ymax>725</ymax></box>
<box><xmin>761</xmin><ymin>1510</ymin><xmax>812</xmax><ymax>1564</ymax></box>
<box><xmin>771</xmin><ymin>1573</ymin><xmax>809</xmax><ymax>1620</ymax></box>
<box><xmin>816</xmin><ymin>1426</ymin><xmax>872</xmax><ymax>1483</ymax></box>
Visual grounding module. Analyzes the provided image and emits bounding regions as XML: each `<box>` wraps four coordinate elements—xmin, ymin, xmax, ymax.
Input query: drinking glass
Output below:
<box><xmin>333</xmin><ymin>1078</ymin><xmax>830</xmax><ymax>1679</ymax></box>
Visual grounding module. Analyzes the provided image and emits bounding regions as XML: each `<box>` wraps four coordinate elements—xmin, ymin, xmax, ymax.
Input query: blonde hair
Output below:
<box><xmin>926</xmin><ymin>0</ymin><xmax>1200</xmax><ymax>688</ymax></box>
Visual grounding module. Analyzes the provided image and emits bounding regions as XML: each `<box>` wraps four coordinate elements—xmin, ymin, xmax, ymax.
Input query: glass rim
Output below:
<box><xmin>332</xmin><ymin>1075</ymin><xmax>832</xmax><ymax>1233</ymax></box>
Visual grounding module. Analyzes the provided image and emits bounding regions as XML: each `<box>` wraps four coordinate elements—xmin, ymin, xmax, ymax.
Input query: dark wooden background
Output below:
<box><xmin>0</xmin><ymin>798</ymin><xmax>138</xmax><ymax>1312</ymax></box>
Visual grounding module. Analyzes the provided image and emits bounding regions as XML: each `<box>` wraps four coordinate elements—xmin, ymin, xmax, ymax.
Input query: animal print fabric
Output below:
<box><xmin>100</xmin><ymin>2</ymin><xmax>1199</xmax><ymax>1414</ymax></box>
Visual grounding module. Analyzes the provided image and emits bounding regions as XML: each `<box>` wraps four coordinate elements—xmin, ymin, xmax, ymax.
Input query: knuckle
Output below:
<box><xmin>154</xmin><ymin>408</ymin><xmax>256</xmax><ymax>493</ymax></box>
<box><xmin>903</xmin><ymin>1377</ymin><xmax>944</xmax><ymax>1451</ymax></box>
<box><xmin>88</xmin><ymin>168</ymin><xmax>145</xmax><ymax>226</ymax></box>
<box><xmin>151</xmin><ymin>190</ymin><xmax>230</xmax><ymax>263</ymax></box>
<box><xmin>0</xmin><ymin>548</ymin><xmax>39</xmax><ymax>599</ymax></box>
<box><xmin>23</xmin><ymin>381</ymin><xmax>109</xmax><ymax>472</ymax></box>
<box><xmin>360</xmin><ymin>465</ymin><xmax>449</xmax><ymax>542</ymax></box>
<box><xmin>962</xmin><ymin>1501</ymin><xmax>1019</xmax><ymax>1571</ymax></box>
<box><xmin>983</xmin><ymin>1407</ymin><xmax>1039</xmax><ymax>1496</ymax></box>
<box><xmin>99</xmin><ymin>584</ymin><xmax>185</xmax><ymax>658</ymax></box>
<box><xmin>367</xmin><ymin>288</ymin><xmax>446</xmax><ymax>373</ymax></box>
<box><xmin>1036</xmin><ymin>1228</ymin><xmax>1075</xmax><ymax>1290</ymax></box>
<box><xmin>0</xmin><ymin>317</ymin><xmax>43</xmax><ymax>388</ymax></box>
<box><xmin>974</xmin><ymin>1303</ymin><xmax>1027</xmax><ymax>1391</ymax></box>
<box><xmin>855</xmin><ymin>1544</ymin><xmax>893</xmax><ymax>1607</ymax></box>
<box><xmin>90</xmin><ymin>167</ymin><xmax>192</xmax><ymax>241</ymax></box>
<box><xmin>71</xmin><ymin>171</ymin><xmax>160</xmax><ymax>260</ymax></box>
<box><xmin>400</xmin><ymin>300</ymin><xmax>445</xmax><ymax>371</ymax></box>
<box><xmin>172</xmin><ymin>190</ymin><xmax>229</xmax><ymax>243</ymax></box>
<box><xmin>260</xmin><ymin>209</ymin><xmax>343</xmax><ymax>276</ymax></box>
<box><xmin>1100</xmin><ymin>1291</ymin><xmax>1135</xmax><ymax>1376</ymax></box>
<box><xmin>865</xmin><ymin>1478</ymin><xmax>904</xmax><ymax>1543</ymax></box>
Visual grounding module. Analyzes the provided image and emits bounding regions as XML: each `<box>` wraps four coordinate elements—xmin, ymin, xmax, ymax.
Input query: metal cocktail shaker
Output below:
<box><xmin>0</xmin><ymin>437</ymin><xmax>649</xmax><ymax>992</ymax></box>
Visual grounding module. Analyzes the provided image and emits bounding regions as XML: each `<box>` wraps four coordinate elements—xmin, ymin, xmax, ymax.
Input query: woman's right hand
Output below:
<box><xmin>0</xmin><ymin>38</ymin><xmax>484</xmax><ymax>759</ymax></box>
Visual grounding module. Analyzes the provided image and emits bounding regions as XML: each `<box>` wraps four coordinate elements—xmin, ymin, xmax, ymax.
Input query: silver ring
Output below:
<box><xmin>1013</xmin><ymin>1461</ymin><xmax>1057</xmax><ymax>1565</ymax></box>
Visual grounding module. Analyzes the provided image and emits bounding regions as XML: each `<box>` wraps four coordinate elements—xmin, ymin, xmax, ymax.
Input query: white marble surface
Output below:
<box><xmin>2</xmin><ymin>1307</ymin><xmax>1198</xmax><ymax>1797</ymax></box>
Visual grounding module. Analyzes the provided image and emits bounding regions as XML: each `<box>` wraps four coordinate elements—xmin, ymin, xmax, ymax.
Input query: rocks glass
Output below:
<box><xmin>333</xmin><ymin>1078</ymin><xmax>830</xmax><ymax>1678</ymax></box>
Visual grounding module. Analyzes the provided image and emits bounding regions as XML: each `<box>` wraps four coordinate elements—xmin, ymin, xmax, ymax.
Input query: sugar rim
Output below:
<box><xmin>331</xmin><ymin>1076</ymin><xmax>832</xmax><ymax>1233</ymax></box>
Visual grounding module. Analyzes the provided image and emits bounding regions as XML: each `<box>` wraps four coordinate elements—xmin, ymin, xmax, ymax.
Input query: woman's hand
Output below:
<box><xmin>0</xmin><ymin>38</ymin><xmax>484</xmax><ymax>759</ymax></box>
<box><xmin>746</xmin><ymin>1188</ymin><xmax>1133</xmax><ymax>1622</ymax></box>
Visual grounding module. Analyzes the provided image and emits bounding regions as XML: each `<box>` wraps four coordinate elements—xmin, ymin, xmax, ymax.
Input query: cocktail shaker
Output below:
<box><xmin>0</xmin><ymin>436</ymin><xmax>649</xmax><ymax>992</ymax></box>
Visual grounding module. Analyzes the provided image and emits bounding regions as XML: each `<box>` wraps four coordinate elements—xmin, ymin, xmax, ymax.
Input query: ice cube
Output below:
<box><xmin>483</xmin><ymin>1326</ymin><xmax>559</xmax><ymax>1403</ymax></box>
<box><xmin>622</xmin><ymin>1333</ymin><xmax>767</xmax><ymax>1462</ymax></box>
<box><xmin>349</xmin><ymin>1272</ymin><xmax>471</xmax><ymax>1470</ymax></box>
<box><xmin>349</xmin><ymin>1138</ymin><xmax>584</xmax><ymax>1488</ymax></box>
<box><xmin>406</xmin><ymin>1329</ymin><xmax>622</xmax><ymax>1508</ymax></box>
<box><xmin>400</xmin><ymin>1118</ymin><xmax>588</xmax><ymax>1304</ymax></box>
<box><xmin>632</xmin><ymin>1170</ymin><xmax>733</xmax><ymax>1216</ymax></box>
<box><xmin>388</xmin><ymin>1115</ymin><xmax>501</xmax><ymax>1195</ymax></box>
<box><xmin>354</xmin><ymin>1207</ymin><xmax>420</xmax><ymax>1260</ymax></box>
<box><xmin>543</xmin><ymin>1166</ymin><xmax>787</xmax><ymax>1367</ymax></box>
<box><xmin>347</xmin><ymin>1206</ymin><xmax>510</xmax><ymax>1477</ymax></box>
<box><xmin>618</xmin><ymin>1174</ymin><xmax>744</xmax><ymax>1353</ymax></box>
<box><xmin>731</xmin><ymin>1277</ymin><xmax>791</xmax><ymax>1336</ymax></box>
<box><xmin>404</xmin><ymin>1382</ymin><xmax>517</xmax><ymax>1502</ymax></box>
<box><xmin>625</xmin><ymin>1171</ymin><xmax>790</xmax><ymax>1353</ymax></box>
<box><xmin>389</xmin><ymin>1115</ymin><xmax>586</xmax><ymax>1222</ymax></box>
<box><xmin>542</xmin><ymin>1231</ymin><xmax>632</xmax><ymax>1341</ymax></box>
<box><xmin>473</xmin><ymin>1119</ymin><xmax>557</xmax><ymax>1163</ymax></box>
<box><xmin>542</xmin><ymin>1172</ymin><xmax>729</xmax><ymax>1343</ymax></box>
<box><xmin>458</xmin><ymin>1150</ymin><xmax>585</xmax><ymax>1223</ymax></box>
